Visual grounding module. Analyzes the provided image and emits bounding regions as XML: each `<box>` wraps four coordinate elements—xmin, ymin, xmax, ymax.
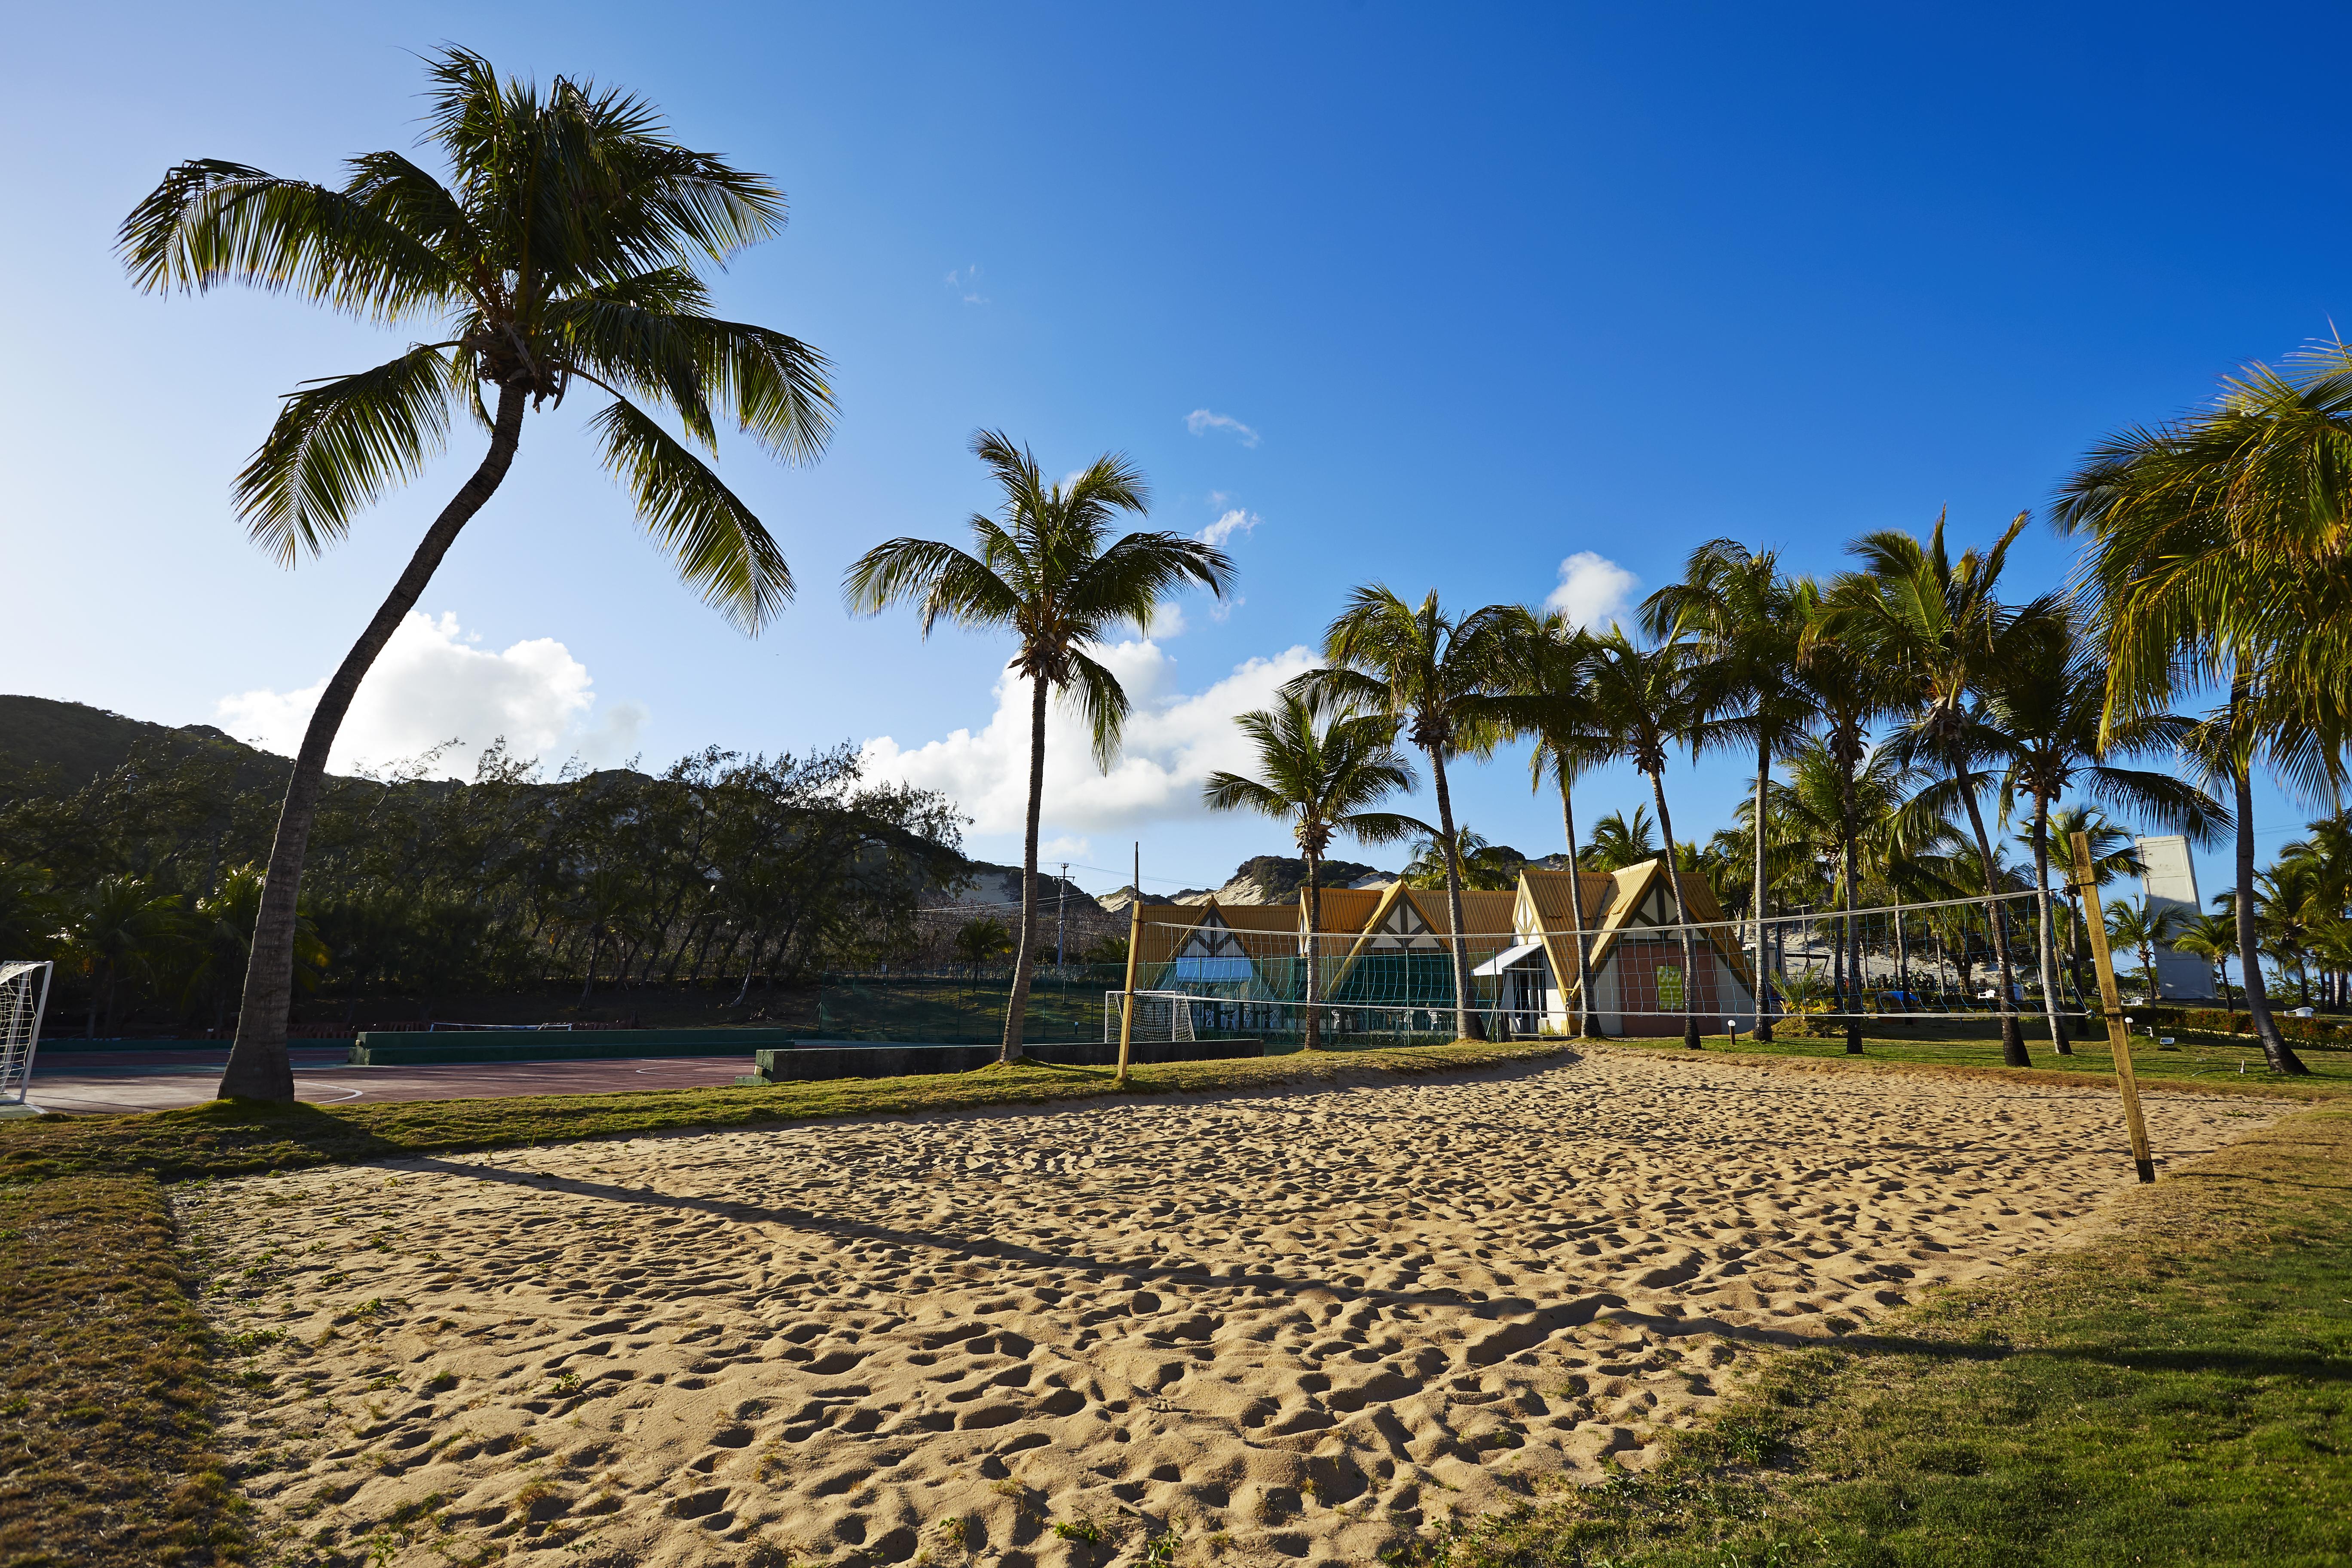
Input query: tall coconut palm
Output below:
<box><xmin>64</xmin><ymin>878</ymin><xmax>184</xmax><ymax>1038</ymax></box>
<box><xmin>1202</xmin><ymin>695</ymin><xmax>1421</xmax><ymax>1050</ymax></box>
<box><xmin>1288</xmin><ymin>588</ymin><xmax>1517</xmax><ymax>1041</ymax></box>
<box><xmin>1829</xmin><ymin>514</ymin><xmax>2052</xmax><ymax>1066</ymax></box>
<box><xmin>845</xmin><ymin>432</ymin><xmax>1233</xmax><ymax>1061</ymax></box>
<box><xmin>2050</xmin><ymin>345</ymin><xmax>2352</xmax><ymax>1074</ymax></box>
<box><xmin>121</xmin><ymin>49</ymin><xmax>836</xmax><ymax>1100</ymax></box>
<box><xmin>1580</xmin><ymin>628</ymin><xmax>1715</xmax><ymax>1048</ymax></box>
<box><xmin>1490</xmin><ymin>612</ymin><xmax>1608</xmax><ymax>1036</ymax></box>
<box><xmin>1787</xmin><ymin>577</ymin><xmax>1906</xmax><ymax>1054</ymax></box>
<box><xmin>1980</xmin><ymin>606</ymin><xmax>2228</xmax><ymax>1055</ymax></box>
<box><xmin>1752</xmin><ymin>736</ymin><xmax>1950</xmax><ymax>1047</ymax></box>
<box><xmin>1640</xmin><ymin>542</ymin><xmax>1811</xmax><ymax>1040</ymax></box>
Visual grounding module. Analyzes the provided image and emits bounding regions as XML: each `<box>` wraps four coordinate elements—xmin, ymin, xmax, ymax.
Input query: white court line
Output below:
<box><xmin>295</xmin><ymin>1080</ymin><xmax>364</xmax><ymax>1103</ymax></box>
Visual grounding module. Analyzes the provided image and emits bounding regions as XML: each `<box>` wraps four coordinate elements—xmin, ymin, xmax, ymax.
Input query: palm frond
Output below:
<box><xmin>119</xmin><ymin>160</ymin><xmax>463</xmax><ymax>319</ymax></box>
<box><xmin>841</xmin><ymin>536</ymin><xmax>1021</xmax><ymax>634</ymax></box>
<box><xmin>591</xmin><ymin>396</ymin><xmax>792</xmax><ymax>632</ymax></box>
<box><xmin>233</xmin><ymin>346</ymin><xmax>457</xmax><ymax>562</ymax></box>
<box><xmin>1062</xmin><ymin>647</ymin><xmax>1131</xmax><ymax>770</ymax></box>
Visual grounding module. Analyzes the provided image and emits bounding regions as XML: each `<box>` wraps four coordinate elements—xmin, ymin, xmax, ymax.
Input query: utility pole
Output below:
<box><xmin>2072</xmin><ymin>830</ymin><xmax>2156</xmax><ymax>1184</ymax></box>
<box><xmin>1116</xmin><ymin>842</ymin><xmax>1142</xmax><ymax>1087</ymax></box>
<box><xmin>1057</xmin><ymin>861</ymin><xmax>1068</xmax><ymax>968</ymax></box>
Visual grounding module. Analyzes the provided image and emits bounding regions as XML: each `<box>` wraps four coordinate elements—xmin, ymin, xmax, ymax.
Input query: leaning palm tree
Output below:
<box><xmin>121</xmin><ymin>49</ymin><xmax>836</xmax><ymax>1100</ymax></box>
<box><xmin>1981</xmin><ymin>606</ymin><xmax>2228</xmax><ymax>1055</ymax></box>
<box><xmin>845</xmin><ymin>432</ymin><xmax>1233</xmax><ymax>1061</ymax></box>
<box><xmin>1288</xmin><ymin>588</ymin><xmax>1517</xmax><ymax>1041</ymax></box>
<box><xmin>1640</xmin><ymin>541</ymin><xmax>1811</xmax><ymax>1040</ymax></box>
<box><xmin>1829</xmin><ymin>513</ymin><xmax>2052</xmax><ymax>1066</ymax></box>
<box><xmin>1202</xmin><ymin>695</ymin><xmax>1421</xmax><ymax>1050</ymax></box>
<box><xmin>1581</xmin><ymin>628</ymin><xmax>1715</xmax><ymax>1049</ymax></box>
<box><xmin>2051</xmin><ymin>344</ymin><xmax>2352</xmax><ymax>1074</ymax></box>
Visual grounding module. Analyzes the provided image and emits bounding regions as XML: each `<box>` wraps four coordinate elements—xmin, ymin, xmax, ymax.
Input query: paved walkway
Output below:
<box><xmin>24</xmin><ymin>1047</ymin><xmax>755</xmax><ymax>1115</ymax></box>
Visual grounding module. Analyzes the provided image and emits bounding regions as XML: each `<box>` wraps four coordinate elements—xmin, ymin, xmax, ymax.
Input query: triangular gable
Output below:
<box><xmin>1515</xmin><ymin>867</ymin><xmax>1613</xmax><ymax>998</ymax></box>
<box><xmin>1323</xmin><ymin>880</ymin><xmax>1440</xmax><ymax>995</ymax></box>
<box><xmin>1566</xmin><ymin>860</ymin><xmax>1756</xmax><ymax>999</ymax></box>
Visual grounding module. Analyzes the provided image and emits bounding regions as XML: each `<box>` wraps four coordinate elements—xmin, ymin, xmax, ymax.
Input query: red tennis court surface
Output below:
<box><xmin>26</xmin><ymin>1047</ymin><xmax>756</xmax><ymax>1115</ymax></box>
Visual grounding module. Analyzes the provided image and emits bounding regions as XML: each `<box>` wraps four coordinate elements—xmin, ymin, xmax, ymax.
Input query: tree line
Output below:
<box><xmin>0</xmin><ymin>741</ymin><xmax>963</xmax><ymax>1037</ymax></box>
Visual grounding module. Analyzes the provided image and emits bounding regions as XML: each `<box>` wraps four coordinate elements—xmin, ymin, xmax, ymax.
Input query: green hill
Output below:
<box><xmin>0</xmin><ymin>695</ymin><xmax>291</xmax><ymax>792</ymax></box>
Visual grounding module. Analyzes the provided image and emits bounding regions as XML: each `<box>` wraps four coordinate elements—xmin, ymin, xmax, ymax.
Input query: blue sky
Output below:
<box><xmin>5</xmin><ymin>2</ymin><xmax>2346</xmax><ymax>902</ymax></box>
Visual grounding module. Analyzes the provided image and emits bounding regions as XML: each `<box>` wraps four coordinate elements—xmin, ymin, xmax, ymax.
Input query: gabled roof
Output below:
<box><xmin>1514</xmin><ymin>867</ymin><xmax>1617</xmax><ymax>994</ymax></box>
<box><xmin>1565</xmin><ymin>859</ymin><xmax>1756</xmax><ymax>996</ymax></box>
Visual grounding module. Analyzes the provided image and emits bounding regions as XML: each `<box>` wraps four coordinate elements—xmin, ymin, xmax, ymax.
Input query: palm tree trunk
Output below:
<box><xmin>2030</xmin><ymin>798</ymin><xmax>2072</xmax><ymax>1054</ymax></box>
<box><xmin>1646</xmin><ymin>770</ymin><xmax>1703</xmax><ymax>1049</ymax></box>
<box><xmin>1557</xmin><ymin>777</ymin><xmax>1594</xmax><ymax>1038</ymax></box>
<box><xmin>998</xmin><ymin>673</ymin><xmax>1050</xmax><ymax>1063</ymax></box>
<box><xmin>1428</xmin><ymin>747</ymin><xmax>1484</xmax><ymax>1041</ymax></box>
<box><xmin>2235</xmin><ymin>760</ymin><xmax>2308</xmax><ymax>1073</ymax></box>
<box><xmin>1302</xmin><ymin>851</ymin><xmax>1322</xmax><ymax>1052</ymax></box>
<box><xmin>218</xmin><ymin>380</ymin><xmax>530</xmax><ymax>1102</ymax></box>
<box><xmin>1954</xmin><ymin>767</ymin><xmax>2029</xmax><ymax>1067</ymax></box>
<box><xmin>1751</xmin><ymin>736</ymin><xmax>1774</xmax><ymax>1042</ymax></box>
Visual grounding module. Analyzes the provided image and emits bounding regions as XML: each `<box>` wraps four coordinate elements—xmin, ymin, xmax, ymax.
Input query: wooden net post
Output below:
<box><xmin>2070</xmin><ymin>830</ymin><xmax>2155</xmax><ymax>1184</ymax></box>
<box><xmin>1115</xmin><ymin>867</ymin><xmax>1143</xmax><ymax>1088</ymax></box>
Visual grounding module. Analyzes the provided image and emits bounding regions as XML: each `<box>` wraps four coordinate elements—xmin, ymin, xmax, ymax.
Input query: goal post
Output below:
<box><xmin>1103</xmin><ymin>990</ymin><xmax>1197</xmax><ymax>1044</ymax></box>
<box><xmin>0</xmin><ymin>962</ymin><xmax>54</xmax><ymax>1107</ymax></box>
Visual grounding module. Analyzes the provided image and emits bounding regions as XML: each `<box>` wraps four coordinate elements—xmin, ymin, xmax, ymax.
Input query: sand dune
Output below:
<box><xmin>184</xmin><ymin>1050</ymin><xmax>2279</xmax><ymax>1567</ymax></box>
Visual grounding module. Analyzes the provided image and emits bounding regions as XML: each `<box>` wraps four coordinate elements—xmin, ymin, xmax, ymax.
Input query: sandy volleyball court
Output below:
<box><xmin>184</xmin><ymin>1051</ymin><xmax>2280</xmax><ymax>1568</ymax></box>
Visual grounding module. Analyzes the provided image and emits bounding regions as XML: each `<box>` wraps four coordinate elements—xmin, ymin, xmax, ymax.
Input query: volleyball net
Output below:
<box><xmin>1103</xmin><ymin>885</ymin><xmax>2107</xmax><ymax>1043</ymax></box>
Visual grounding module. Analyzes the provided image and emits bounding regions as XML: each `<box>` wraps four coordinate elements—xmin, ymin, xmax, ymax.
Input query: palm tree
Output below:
<box><xmin>1981</xmin><ymin>606</ymin><xmax>2229</xmax><ymax>1055</ymax></box>
<box><xmin>0</xmin><ymin>865</ymin><xmax>60</xmax><ymax>963</ymax></box>
<box><xmin>1288</xmin><ymin>588</ymin><xmax>1516</xmax><ymax>1041</ymax></box>
<box><xmin>2105</xmin><ymin>897</ymin><xmax>2186</xmax><ymax>1004</ymax></box>
<box><xmin>2244</xmin><ymin>860</ymin><xmax>2329</xmax><ymax>1008</ymax></box>
<box><xmin>1202</xmin><ymin>695</ymin><xmax>1420</xmax><ymax>1050</ymax></box>
<box><xmin>950</xmin><ymin>916</ymin><xmax>1012</xmax><ymax>995</ymax></box>
<box><xmin>1787</xmin><ymin>577</ymin><xmax>1906</xmax><ymax>1054</ymax></box>
<box><xmin>1830</xmin><ymin>514</ymin><xmax>2052</xmax><ymax>1066</ymax></box>
<box><xmin>121</xmin><ymin>50</ymin><xmax>836</xmax><ymax>1101</ymax></box>
<box><xmin>2171</xmin><ymin>912</ymin><xmax>2242</xmax><ymax>1014</ymax></box>
<box><xmin>845</xmin><ymin>432</ymin><xmax>1233</xmax><ymax>1061</ymax></box>
<box><xmin>1641</xmin><ymin>542</ymin><xmax>1811</xmax><ymax>1040</ymax></box>
<box><xmin>1582</xmin><ymin>808</ymin><xmax>1660</xmax><ymax>872</ymax></box>
<box><xmin>1491</xmin><ymin>612</ymin><xmax>1608</xmax><ymax>1037</ymax></box>
<box><xmin>2050</xmin><ymin>345</ymin><xmax>2352</xmax><ymax>1074</ymax></box>
<box><xmin>1580</xmin><ymin>628</ymin><xmax>1714</xmax><ymax>1049</ymax></box>
<box><xmin>64</xmin><ymin>878</ymin><xmax>185</xmax><ymax>1038</ymax></box>
<box><xmin>1401</xmin><ymin>826</ymin><xmax>1521</xmax><ymax>891</ymax></box>
<box><xmin>2039</xmin><ymin>806</ymin><xmax>2145</xmax><ymax>1009</ymax></box>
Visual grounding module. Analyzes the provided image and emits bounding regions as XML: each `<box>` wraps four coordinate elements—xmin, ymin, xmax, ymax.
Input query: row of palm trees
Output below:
<box><xmin>130</xmin><ymin>49</ymin><xmax>2346</xmax><ymax>1096</ymax></box>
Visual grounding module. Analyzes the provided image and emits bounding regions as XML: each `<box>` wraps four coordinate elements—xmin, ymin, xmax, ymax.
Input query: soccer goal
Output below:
<box><xmin>0</xmin><ymin>962</ymin><xmax>54</xmax><ymax>1107</ymax></box>
<box><xmin>1102</xmin><ymin>990</ymin><xmax>1197</xmax><ymax>1044</ymax></box>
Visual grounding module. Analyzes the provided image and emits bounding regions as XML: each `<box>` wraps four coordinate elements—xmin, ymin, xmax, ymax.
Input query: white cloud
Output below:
<box><xmin>1185</xmin><ymin>409</ymin><xmax>1261</xmax><ymax>448</ymax></box>
<box><xmin>861</xmin><ymin>640</ymin><xmax>1319</xmax><ymax>836</ymax></box>
<box><xmin>944</xmin><ymin>264</ymin><xmax>987</xmax><ymax>303</ymax></box>
<box><xmin>216</xmin><ymin>610</ymin><xmax>645</xmax><ymax>779</ymax></box>
<box><xmin>1543</xmin><ymin>551</ymin><xmax>1640</xmax><ymax>630</ymax></box>
<box><xmin>1198</xmin><ymin>508</ymin><xmax>1260</xmax><ymax>548</ymax></box>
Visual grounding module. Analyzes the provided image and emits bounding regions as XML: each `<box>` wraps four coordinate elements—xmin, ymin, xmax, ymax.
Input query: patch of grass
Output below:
<box><xmin>0</xmin><ymin>1175</ymin><xmax>248</xmax><ymax>1565</ymax></box>
<box><xmin>0</xmin><ymin>1040</ymin><xmax>1571</xmax><ymax>1182</ymax></box>
<box><xmin>1400</xmin><ymin>1104</ymin><xmax>2352</xmax><ymax>1567</ymax></box>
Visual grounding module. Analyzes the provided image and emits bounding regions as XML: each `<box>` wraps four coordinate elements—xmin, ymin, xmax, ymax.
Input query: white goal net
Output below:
<box><xmin>1102</xmin><ymin>990</ymin><xmax>1197</xmax><ymax>1044</ymax></box>
<box><xmin>0</xmin><ymin>962</ymin><xmax>53</xmax><ymax>1106</ymax></box>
